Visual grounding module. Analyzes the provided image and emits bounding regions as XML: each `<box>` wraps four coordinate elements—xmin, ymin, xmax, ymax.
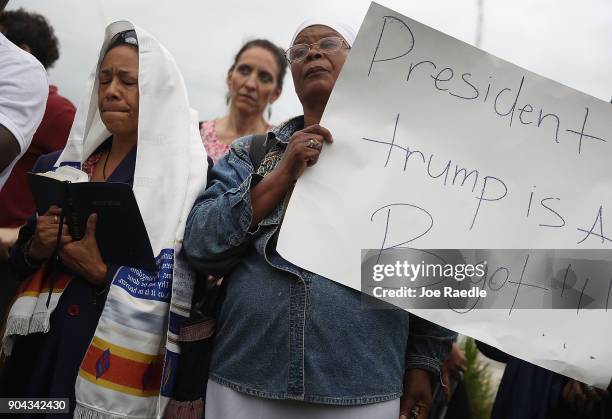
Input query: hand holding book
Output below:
<box><xmin>28</xmin><ymin>166</ymin><xmax>156</xmax><ymax>270</ymax></box>
<box><xmin>28</xmin><ymin>205</ymin><xmax>72</xmax><ymax>263</ymax></box>
<box><xmin>58</xmin><ymin>213</ymin><xmax>107</xmax><ymax>286</ymax></box>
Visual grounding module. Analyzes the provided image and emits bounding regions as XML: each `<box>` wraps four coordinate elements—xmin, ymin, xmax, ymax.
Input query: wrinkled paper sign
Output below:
<box><xmin>278</xmin><ymin>2</ymin><xmax>612</xmax><ymax>387</ymax></box>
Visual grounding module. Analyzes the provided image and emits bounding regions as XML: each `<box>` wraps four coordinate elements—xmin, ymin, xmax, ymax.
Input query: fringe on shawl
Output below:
<box><xmin>29</xmin><ymin>311</ymin><xmax>51</xmax><ymax>334</ymax></box>
<box><xmin>75</xmin><ymin>403</ymin><xmax>134</xmax><ymax>419</ymax></box>
<box><xmin>2</xmin><ymin>299</ymin><xmax>55</xmax><ymax>356</ymax></box>
<box><xmin>1</xmin><ymin>316</ymin><xmax>30</xmax><ymax>356</ymax></box>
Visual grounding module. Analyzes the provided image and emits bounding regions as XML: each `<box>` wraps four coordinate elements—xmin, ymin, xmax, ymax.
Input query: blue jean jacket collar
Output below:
<box><xmin>269</xmin><ymin>115</ymin><xmax>305</xmax><ymax>144</ymax></box>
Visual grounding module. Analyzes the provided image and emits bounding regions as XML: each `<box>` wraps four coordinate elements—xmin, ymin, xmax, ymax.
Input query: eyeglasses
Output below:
<box><xmin>285</xmin><ymin>36</ymin><xmax>349</xmax><ymax>64</ymax></box>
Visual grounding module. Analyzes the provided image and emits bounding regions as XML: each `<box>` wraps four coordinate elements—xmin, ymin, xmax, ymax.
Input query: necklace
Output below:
<box><xmin>102</xmin><ymin>142</ymin><xmax>113</xmax><ymax>180</ymax></box>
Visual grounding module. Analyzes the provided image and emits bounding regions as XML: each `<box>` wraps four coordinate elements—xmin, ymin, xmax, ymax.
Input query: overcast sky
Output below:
<box><xmin>8</xmin><ymin>0</ymin><xmax>612</xmax><ymax>125</ymax></box>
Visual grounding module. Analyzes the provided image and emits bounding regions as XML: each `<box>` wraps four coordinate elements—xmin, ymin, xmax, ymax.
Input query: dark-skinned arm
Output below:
<box><xmin>249</xmin><ymin>124</ymin><xmax>332</xmax><ymax>229</ymax></box>
<box><xmin>185</xmin><ymin>126</ymin><xmax>332</xmax><ymax>276</ymax></box>
<box><xmin>0</xmin><ymin>124</ymin><xmax>20</xmax><ymax>174</ymax></box>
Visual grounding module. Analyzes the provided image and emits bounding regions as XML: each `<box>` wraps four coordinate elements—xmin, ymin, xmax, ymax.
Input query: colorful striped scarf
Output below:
<box><xmin>2</xmin><ymin>267</ymin><xmax>72</xmax><ymax>355</ymax></box>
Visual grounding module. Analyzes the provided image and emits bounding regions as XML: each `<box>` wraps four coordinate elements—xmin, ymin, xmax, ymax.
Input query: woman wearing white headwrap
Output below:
<box><xmin>184</xmin><ymin>21</ymin><xmax>454</xmax><ymax>419</ymax></box>
<box><xmin>1</xmin><ymin>21</ymin><xmax>207</xmax><ymax>418</ymax></box>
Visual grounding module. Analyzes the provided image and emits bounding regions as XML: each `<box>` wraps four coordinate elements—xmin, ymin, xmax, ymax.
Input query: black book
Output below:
<box><xmin>27</xmin><ymin>166</ymin><xmax>156</xmax><ymax>271</ymax></box>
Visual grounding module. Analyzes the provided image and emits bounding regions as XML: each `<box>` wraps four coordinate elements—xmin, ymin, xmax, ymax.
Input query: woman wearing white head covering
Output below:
<box><xmin>1</xmin><ymin>21</ymin><xmax>207</xmax><ymax>418</ymax></box>
<box><xmin>183</xmin><ymin>21</ymin><xmax>454</xmax><ymax>419</ymax></box>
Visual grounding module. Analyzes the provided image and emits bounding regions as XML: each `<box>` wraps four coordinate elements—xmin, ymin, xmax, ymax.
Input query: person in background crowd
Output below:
<box><xmin>0</xmin><ymin>8</ymin><xmax>76</xmax><ymax>234</ymax></box>
<box><xmin>0</xmin><ymin>7</ymin><xmax>76</xmax><ymax>320</ymax></box>
<box><xmin>200</xmin><ymin>39</ymin><xmax>286</xmax><ymax>163</ymax></box>
<box><xmin>184</xmin><ymin>19</ymin><xmax>454</xmax><ymax>419</ymax></box>
<box><xmin>0</xmin><ymin>24</ymin><xmax>207</xmax><ymax>418</ymax></box>
<box><xmin>477</xmin><ymin>341</ymin><xmax>611</xmax><ymax>419</ymax></box>
<box><xmin>0</xmin><ymin>0</ymin><xmax>47</xmax><ymax>191</ymax></box>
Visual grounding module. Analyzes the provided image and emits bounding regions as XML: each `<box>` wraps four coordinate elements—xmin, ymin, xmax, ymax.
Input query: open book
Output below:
<box><xmin>27</xmin><ymin>166</ymin><xmax>156</xmax><ymax>270</ymax></box>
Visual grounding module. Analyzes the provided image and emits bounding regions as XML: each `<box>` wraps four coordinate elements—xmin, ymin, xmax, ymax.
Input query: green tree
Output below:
<box><xmin>461</xmin><ymin>337</ymin><xmax>496</xmax><ymax>419</ymax></box>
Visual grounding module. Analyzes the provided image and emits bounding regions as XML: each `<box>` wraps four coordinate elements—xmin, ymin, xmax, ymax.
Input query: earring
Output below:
<box><xmin>267</xmin><ymin>103</ymin><xmax>272</xmax><ymax>120</ymax></box>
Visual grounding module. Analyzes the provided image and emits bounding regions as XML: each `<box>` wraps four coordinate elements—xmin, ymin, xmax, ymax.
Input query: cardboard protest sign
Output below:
<box><xmin>278</xmin><ymin>2</ymin><xmax>612</xmax><ymax>387</ymax></box>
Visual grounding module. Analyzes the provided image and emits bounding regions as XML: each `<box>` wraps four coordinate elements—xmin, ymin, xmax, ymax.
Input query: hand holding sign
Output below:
<box><xmin>277</xmin><ymin>124</ymin><xmax>333</xmax><ymax>180</ymax></box>
<box><xmin>278</xmin><ymin>2</ymin><xmax>612</xmax><ymax>387</ymax></box>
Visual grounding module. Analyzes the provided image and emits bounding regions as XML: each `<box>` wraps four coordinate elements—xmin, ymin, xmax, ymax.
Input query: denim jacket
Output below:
<box><xmin>183</xmin><ymin>116</ymin><xmax>455</xmax><ymax>405</ymax></box>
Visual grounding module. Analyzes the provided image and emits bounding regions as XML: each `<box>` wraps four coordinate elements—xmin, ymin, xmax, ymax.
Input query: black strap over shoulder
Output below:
<box><xmin>248</xmin><ymin>133</ymin><xmax>277</xmax><ymax>172</ymax></box>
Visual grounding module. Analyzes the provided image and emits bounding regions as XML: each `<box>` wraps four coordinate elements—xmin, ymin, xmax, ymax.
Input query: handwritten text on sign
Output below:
<box><xmin>278</xmin><ymin>2</ymin><xmax>612</xmax><ymax>387</ymax></box>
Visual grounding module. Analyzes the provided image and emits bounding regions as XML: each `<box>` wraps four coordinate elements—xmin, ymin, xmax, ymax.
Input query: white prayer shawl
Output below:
<box><xmin>53</xmin><ymin>21</ymin><xmax>206</xmax><ymax>419</ymax></box>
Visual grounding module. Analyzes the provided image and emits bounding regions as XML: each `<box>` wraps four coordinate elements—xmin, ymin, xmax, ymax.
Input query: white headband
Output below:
<box><xmin>290</xmin><ymin>20</ymin><xmax>357</xmax><ymax>47</ymax></box>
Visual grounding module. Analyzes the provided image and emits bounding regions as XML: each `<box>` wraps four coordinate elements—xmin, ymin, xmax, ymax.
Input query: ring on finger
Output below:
<box><xmin>54</xmin><ymin>215</ymin><xmax>59</xmax><ymax>224</ymax></box>
<box><xmin>307</xmin><ymin>138</ymin><xmax>320</xmax><ymax>149</ymax></box>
